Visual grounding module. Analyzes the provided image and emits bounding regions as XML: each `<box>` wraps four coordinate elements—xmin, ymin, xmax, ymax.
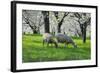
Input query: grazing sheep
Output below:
<box><xmin>55</xmin><ymin>33</ymin><xmax>77</xmax><ymax>48</ymax></box>
<box><xmin>42</xmin><ymin>33</ymin><xmax>58</xmax><ymax>48</ymax></box>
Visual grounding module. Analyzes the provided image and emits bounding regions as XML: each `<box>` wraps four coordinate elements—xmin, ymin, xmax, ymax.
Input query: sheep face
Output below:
<box><xmin>43</xmin><ymin>33</ymin><xmax>58</xmax><ymax>48</ymax></box>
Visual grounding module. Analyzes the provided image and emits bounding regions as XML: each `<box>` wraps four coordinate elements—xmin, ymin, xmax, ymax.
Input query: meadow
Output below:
<box><xmin>22</xmin><ymin>34</ymin><xmax>91</xmax><ymax>63</ymax></box>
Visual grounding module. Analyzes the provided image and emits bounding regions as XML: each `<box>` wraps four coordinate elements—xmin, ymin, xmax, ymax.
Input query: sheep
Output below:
<box><xmin>55</xmin><ymin>33</ymin><xmax>77</xmax><ymax>48</ymax></box>
<box><xmin>42</xmin><ymin>33</ymin><xmax>58</xmax><ymax>48</ymax></box>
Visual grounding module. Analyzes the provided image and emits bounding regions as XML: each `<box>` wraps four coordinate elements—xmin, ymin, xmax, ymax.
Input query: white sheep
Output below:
<box><xmin>55</xmin><ymin>33</ymin><xmax>77</xmax><ymax>48</ymax></box>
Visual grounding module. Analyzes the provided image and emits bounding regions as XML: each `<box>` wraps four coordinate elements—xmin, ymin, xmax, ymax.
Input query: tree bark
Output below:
<box><xmin>80</xmin><ymin>23</ymin><xmax>87</xmax><ymax>43</ymax></box>
<box><xmin>57</xmin><ymin>22</ymin><xmax>62</xmax><ymax>33</ymax></box>
<box><xmin>83</xmin><ymin>28</ymin><xmax>86</xmax><ymax>43</ymax></box>
<box><xmin>82</xmin><ymin>23</ymin><xmax>87</xmax><ymax>43</ymax></box>
<box><xmin>42</xmin><ymin>11</ymin><xmax>50</xmax><ymax>33</ymax></box>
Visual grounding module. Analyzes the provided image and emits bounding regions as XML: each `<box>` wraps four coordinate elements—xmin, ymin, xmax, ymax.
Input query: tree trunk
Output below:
<box><xmin>44</xmin><ymin>15</ymin><xmax>50</xmax><ymax>33</ymax></box>
<box><xmin>42</xmin><ymin>11</ymin><xmax>50</xmax><ymax>33</ymax></box>
<box><xmin>82</xmin><ymin>25</ymin><xmax>86</xmax><ymax>43</ymax></box>
<box><xmin>33</xmin><ymin>30</ymin><xmax>38</xmax><ymax>34</ymax></box>
<box><xmin>83</xmin><ymin>30</ymin><xmax>86</xmax><ymax>43</ymax></box>
<box><xmin>58</xmin><ymin>24</ymin><xmax>61</xmax><ymax>33</ymax></box>
<box><xmin>80</xmin><ymin>24</ymin><xmax>83</xmax><ymax>37</ymax></box>
<box><xmin>80</xmin><ymin>23</ymin><xmax>87</xmax><ymax>43</ymax></box>
<box><xmin>57</xmin><ymin>17</ymin><xmax>65</xmax><ymax>33</ymax></box>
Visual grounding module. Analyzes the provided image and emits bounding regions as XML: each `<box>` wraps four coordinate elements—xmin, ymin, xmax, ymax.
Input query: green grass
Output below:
<box><xmin>22</xmin><ymin>34</ymin><xmax>91</xmax><ymax>63</ymax></box>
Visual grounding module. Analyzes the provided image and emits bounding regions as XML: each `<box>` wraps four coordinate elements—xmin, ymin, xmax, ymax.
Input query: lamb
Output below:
<box><xmin>55</xmin><ymin>33</ymin><xmax>77</xmax><ymax>48</ymax></box>
<box><xmin>42</xmin><ymin>33</ymin><xmax>58</xmax><ymax>48</ymax></box>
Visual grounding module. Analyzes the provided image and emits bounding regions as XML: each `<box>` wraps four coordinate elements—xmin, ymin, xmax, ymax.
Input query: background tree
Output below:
<box><xmin>22</xmin><ymin>10</ymin><xmax>91</xmax><ymax>39</ymax></box>
<box><xmin>42</xmin><ymin>11</ymin><xmax>50</xmax><ymax>33</ymax></box>
<box><xmin>74</xmin><ymin>13</ymin><xmax>91</xmax><ymax>43</ymax></box>
<box><xmin>22</xmin><ymin>10</ymin><xmax>43</xmax><ymax>34</ymax></box>
<box><xmin>54</xmin><ymin>12</ymin><xmax>69</xmax><ymax>33</ymax></box>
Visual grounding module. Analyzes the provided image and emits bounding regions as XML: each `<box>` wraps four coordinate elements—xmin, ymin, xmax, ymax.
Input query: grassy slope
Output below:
<box><xmin>22</xmin><ymin>34</ymin><xmax>91</xmax><ymax>62</ymax></box>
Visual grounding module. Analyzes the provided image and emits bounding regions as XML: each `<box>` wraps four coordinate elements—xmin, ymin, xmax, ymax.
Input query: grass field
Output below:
<box><xmin>22</xmin><ymin>34</ymin><xmax>91</xmax><ymax>63</ymax></box>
